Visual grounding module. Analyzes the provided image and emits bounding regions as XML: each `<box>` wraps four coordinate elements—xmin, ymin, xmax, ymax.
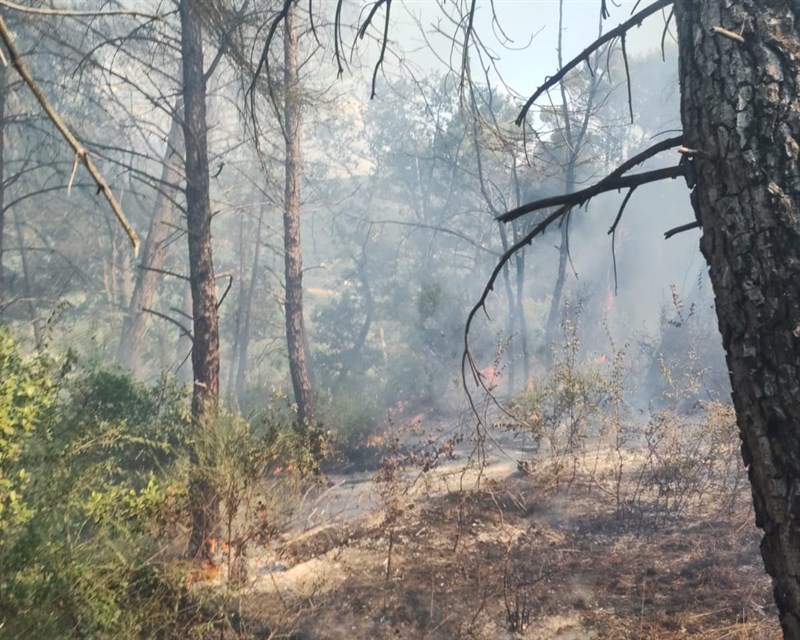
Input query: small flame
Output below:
<box><xmin>603</xmin><ymin>289</ymin><xmax>615</xmax><ymax>313</ymax></box>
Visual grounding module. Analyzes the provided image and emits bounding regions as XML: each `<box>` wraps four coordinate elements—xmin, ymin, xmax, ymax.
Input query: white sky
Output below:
<box><xmin>387</xmin><ymin>0</ymin><xmax>676</xmax><ymax>96</ymax></box>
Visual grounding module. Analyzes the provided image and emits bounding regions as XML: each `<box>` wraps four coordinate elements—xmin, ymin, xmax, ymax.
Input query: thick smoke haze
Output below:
<box><xmin>0</xmin><ymin>2</ymin><xmax>726</xmax><ymax>427</ymax></box>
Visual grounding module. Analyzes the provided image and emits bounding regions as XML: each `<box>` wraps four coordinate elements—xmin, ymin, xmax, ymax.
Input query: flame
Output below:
<box><xmin>480</xmin><ymin>366</ymin><xmax>500</xmax><ymax>391</ymax></box>
<box><xmin>603</xmin><ymin>290</ymin><xmax>615</xmax><ymax>313</ymax></box>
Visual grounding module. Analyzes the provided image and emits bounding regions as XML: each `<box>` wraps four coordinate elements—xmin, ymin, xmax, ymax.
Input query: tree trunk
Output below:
<box><xmin>180</xmin><ymin>0</ymin><xmax>220</xmax><ymax>561</ymax></box>
<box><xmin>674</xmin><ymin>1</ymin><xmax>800</xmax><ymax>635</ymax></box>
<box><xmin>117</xmin><ymin>101</ymin><xmax>184</xmax><ymax>376</ymax></box>
<box><xmin>12</xmin><ymin>211</ymin><xmax>41</xmax><ymax>347</ymax></box>
<box><xmin>283</xmin><ymin>2</ymin><xmax>314</xmax><ymax>426</ymax></box>
<box><xmin>0</xmin><ymin>63</ymin><xmax>5</xmax><ymax>305</ymax></box>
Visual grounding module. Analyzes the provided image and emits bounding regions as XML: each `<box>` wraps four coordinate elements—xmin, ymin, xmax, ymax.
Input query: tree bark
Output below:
<box><xmin>674</xmin><ymin>1</ymin><xmax>800</xmax><ymax>635</ymax></box>
<box><xmin>0</xmin><ymin>63</ymin><xmax>5</xmax><ymax>305</ymax></box>
<box><xmin>180</xmin><ymin>0</ymin><xmax>220</xmax><ymax>561</ymax></box>
<box><xmin>283</xmin><ymin>2</ymin><xmax>314</xmax><ymax>426</ymax></box>
<box><xmin>117</xmin><ymin>101</ymin><xmax>184</xmax><ymax>377</ymax></box>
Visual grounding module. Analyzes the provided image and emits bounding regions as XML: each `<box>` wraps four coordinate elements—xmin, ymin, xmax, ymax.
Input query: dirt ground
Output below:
<box><xmin>196</xmin><ymin>434</ymin><xmax>781</xmax><ymax>640</ymax></box>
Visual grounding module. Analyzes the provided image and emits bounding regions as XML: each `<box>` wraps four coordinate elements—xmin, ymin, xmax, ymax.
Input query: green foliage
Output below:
<box><xmin>317</xmin><ymin>387</ymin><xmax>383</xmax><ymax>450</ymax></box>
<box><xmin>0</xmin><ymin>331</ymin><xmax>192</xmax><ymax>638</ymax></box>
<box><xmin>505</xmin><ymin>318</ymin><xmax>608</xmax><ymax>474</ymax></box>
<box><xmin>0</xmin><ymin>330</ymin><xmax>63</xmax><ymax>559</ymax></box>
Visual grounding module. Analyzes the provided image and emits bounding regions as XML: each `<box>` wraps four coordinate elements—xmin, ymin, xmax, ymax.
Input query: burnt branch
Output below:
<box><xmin>358</xmin><ymin>0</ymin><xmax>393</xmax><ymax>98</ymax></box>
<box><xmin>500</xmin><ymin>134</ymin><xmax>682</xmax><ymax>224</ymax></box>
<box><xmin>664</xmin><ymin>220</ymin><xmax>701</xmax><ymax>239</ymax></box>
<box><xmin>247</xmin><ymin>0</ymin><xmax>293</xmax><ymax>100</ymax></box>
<box><xmin>515</xmin><ymin>0</ymin><xmax>673</xmax><ymax>126</ymax></box>
<box><xmin>463</xmin><ymin>134</ymin><xmax>685</xmax><ymax>411</ymax></box>
<box><xmin>499</xmin><ymin>165</ymin><xmax>684</xmax><ymax>224</ymax></box>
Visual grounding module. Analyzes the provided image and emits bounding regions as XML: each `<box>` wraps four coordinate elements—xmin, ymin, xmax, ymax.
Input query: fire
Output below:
<box><xmin>603</xmin><ymin>289</ymin><xmax>615</xmax><ymax>313</ymax></box>
<box><xmin>480</xmin><ymin>366</ymin><xmax>500</xmax><ymax>391</ymax></box>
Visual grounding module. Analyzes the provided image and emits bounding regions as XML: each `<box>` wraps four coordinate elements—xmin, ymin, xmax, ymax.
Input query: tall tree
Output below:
<box><xmin>463</xmin><ymin>0</ymin><xmax>800</xmax><ymax>634</ymax></box>
<box><xmin>180</xmin><ymin>0</ymin><xmax>220</xmax><ymax>560</ymax></box>
<box><xmin>282</xmin><ymin>1</ymin><xmax>314</xmax><ymax>426</ymax></box>
<box><xmin>674</xmin><ymin>1</ymin><xmax>800</xmax><ymax>634</ymax></box>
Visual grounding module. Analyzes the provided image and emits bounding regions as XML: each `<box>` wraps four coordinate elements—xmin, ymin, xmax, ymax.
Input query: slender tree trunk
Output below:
<box><xmin>12</xmin><ymin>211</ymin><xmax>41</xmax><ymax>347</ymax></box>
<box><xmin>118</xmin><ymin>101</ymin><xmax>184</xmax><ymax>376</ymax></box>
<box><xmin>498</xmin><ymin>221</ymin><xmax>517</xmax><ymax>394</ymax></box>
<box><xmin>283</xmin><ymin>2</ymin><xmax>314</xmax><ymax>426</ymax></box>
<box><xmin>545</xmin><ymin>164</ymin><xmax>574</xmax><ymax>345</ymax></box>
<box><xmin>180</xmin><ymin>0</ymin><xmax>220</xmax><ymax>561</ymax></box>
<box><xmin>512</xmin><ymin>221</ymin><xmax>530</xmax><ymax>383</ymax></box>
<box><xmin>545</xmin><ymin>0</ymin><xmax>576</xmax><ymax>354</ymax></box>
<box><xmin>235</xmin><ymin>208</ymin><xmax>262</xmax><ymax>405</ymax></box>
<box><xmin>0</xmin><ymin>63</ymin><xmax>5</xmax><ymax>305</ymax></box>
<box><xmin>674</xmin><ymin>1</ymin><xmax>800</xmax><ymax>635</ymax></box>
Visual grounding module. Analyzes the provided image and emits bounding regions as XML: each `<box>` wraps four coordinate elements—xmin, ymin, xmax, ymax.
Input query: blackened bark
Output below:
<box><xmin>283</xmin><ymin>2</ymin><xmax>314</xmax><ymax>426</ymax></box>
<box><xmin>117</xmin><ymin>101</ymin><xmax>184</xmax><ymax>376</ymax></box>
<box><xmin>180</xmin><ymin>0</ymin><xmax>220</xmax><ymax>561</ymax></box>
<box><xmin>674</xmin><ymin>1</ymin><xmax>800</xmax><ymax>635</ymax></box>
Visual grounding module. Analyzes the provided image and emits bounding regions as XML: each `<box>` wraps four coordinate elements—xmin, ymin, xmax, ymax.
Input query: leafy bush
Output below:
<box><xmin>0</xmin><ymin>331</ymin><xmax>192</xmax><ymax>638</ymax></box>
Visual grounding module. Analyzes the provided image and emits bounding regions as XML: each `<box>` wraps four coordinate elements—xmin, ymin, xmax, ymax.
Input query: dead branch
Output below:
<box><xmin>216</xmin><ymin>272</ymin><xmax>234</xmax><ymax>309</ymax></box>
<box><xmin>0</xmin><ymin>15</ymin><xmax>140</xmax><ymax>255</ymax></box>
<box><xmin>462</xmin><ymin>134</ymin><xmax>685</xmax><ymax>411</ymax></box>
<box><xmin>664</xmin><ymin>220</ymin><xmax>701</xmax><ymax>239</ymax></box>
<box><xmin>501</xmin><ymin>134</ymin><xmax>682</xmax><ymax>224</ymax></box>
<box><xmin>142</xmin><ymin>307</ymin><xmax>193</xmax><ymax>339</ymax></box>
<box><xmin>515</xmin><ymin>0</ymin><xmax>673</xmax><ymax>126</ymax></box>
<box><xmin>358</xmin><ymin>0</ymin><xmax>392</xmax><ymax>99</ymax></box>
<box><xmin>0</xmin><ymin>0</ymin><xmax>161</xmax><ymax>19</ymax></box>
<box><xmin>138</xmin><ymin>265</ymin><xmax>189</xmax><ymax>281</ymax></box>
<box><xmin>499</xmin><ymin>165</ymin><xmax>684</xmax><ymax>224</ymax></box>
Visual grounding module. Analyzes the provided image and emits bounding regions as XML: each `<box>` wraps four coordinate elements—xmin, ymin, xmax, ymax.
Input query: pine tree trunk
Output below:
<box><xmin>283</xmin><ymin>3</ymin><xmax>314</xmax><ymax>426</ymax></box>
<box><xmin>117</xmin><ymin>101</ymin><xmax>184</xmax><ymax>376</ymax></box>
<box><xmin>674</xmin><ymin>1</ymin><xmax>800</xmax><ymax>635</ymax></box>
<box><xmin>0</xmin><ymin>63</ymin><xmax>5</xmax><ymax>305</ymax></box>
<box><xmin>180</xmin><ymin>0</ymin><xmax>220</xmax><ymax>561</ymax></box>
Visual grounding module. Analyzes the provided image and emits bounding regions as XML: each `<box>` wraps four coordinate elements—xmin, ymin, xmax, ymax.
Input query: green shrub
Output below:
<box><xmin>0</xmin><ymin>331</ymin><xmax>191</xmax><ymax>638</ymax></box>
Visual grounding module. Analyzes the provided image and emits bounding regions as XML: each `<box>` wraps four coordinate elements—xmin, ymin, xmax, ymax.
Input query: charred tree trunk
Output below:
<box><xmin>283</xmin><ymin>2</ymin><xmax>314</xmax><ymax>426</ymax></box>
<box><xmin>117</xmin><ymin>101</ymin><xmax>184</xmax><ymax>376</ymax></box>
<box><xmin>180</xmin><ymin>0</ymin><xmax>220</xmax><ymax>561</ymax></box>
<box><xmin>674</xmin><ymin>1</ymin><xmax>800</xmax><ymax>635</ymax></box>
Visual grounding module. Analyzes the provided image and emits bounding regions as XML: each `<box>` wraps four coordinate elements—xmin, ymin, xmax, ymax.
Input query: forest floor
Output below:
<box><xmin>193</xmin><ymin>414</ymin><xmax>781</xmax><ymax>640</ymax></box>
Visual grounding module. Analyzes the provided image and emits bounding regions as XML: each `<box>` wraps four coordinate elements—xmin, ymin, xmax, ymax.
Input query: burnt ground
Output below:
<box><xmin>198</xmin><ymin>446</ymin><xmax>780</xmax><ymax>640</ymax></box>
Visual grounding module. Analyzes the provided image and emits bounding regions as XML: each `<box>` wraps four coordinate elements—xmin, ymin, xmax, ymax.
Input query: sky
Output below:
<box><xmin>390</xmin><ymin>0</ymin><xmax>677</xmax><ymax>96</ymax></box>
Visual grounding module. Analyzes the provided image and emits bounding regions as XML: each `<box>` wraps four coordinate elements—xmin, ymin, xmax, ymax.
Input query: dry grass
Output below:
<box><xmin>201</xmin><ymin>455</ymin><xmax>779</xmax><ymax>640</ymax></box>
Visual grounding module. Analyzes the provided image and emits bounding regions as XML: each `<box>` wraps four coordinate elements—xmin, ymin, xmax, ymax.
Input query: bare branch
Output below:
<box><xmin>216</xmin><ymin>272</ymin><xmax>234</xmax><ymax>309</ymax></box>
<box><xmin>0</xmin><ymin>0</ymin><xmax>161</xmax><ymax>19</ymax></box>
<box><xmin>515</xmin><ymin>0</ymin><xmax>673</xmax><ymax>125</ymax></box>
<box><xmin>0</xmin><ymin>15</ymin><xmax>140</xmax><ymax>255</ymax></box>
<box><xmin>358</xmin><ymin>0</ymin><xmax>393</xmax><ymax>99</ymax></box>
<box><xmin>664</xmin><ymin>220</ymin><xmax>701</xmax><ymax>239</ymax></box>
<box><xmin>142</xmin><ymin>307</ymin><xmax>193</xmax><ymax>339</ymax></box>
<box><xmin>501</xmin><ymin>134</ymin><xmax>683</xmax><ymax>224</ymax></box>
<box><xmin>138</xmin><ymin>265</ymin><xmax>189</xmax><ymax>281</ymax></box>
<box><xmin>499</xmin><ymin>165</ymin><xmax>684</xmax><ymax>224</ymax></box>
